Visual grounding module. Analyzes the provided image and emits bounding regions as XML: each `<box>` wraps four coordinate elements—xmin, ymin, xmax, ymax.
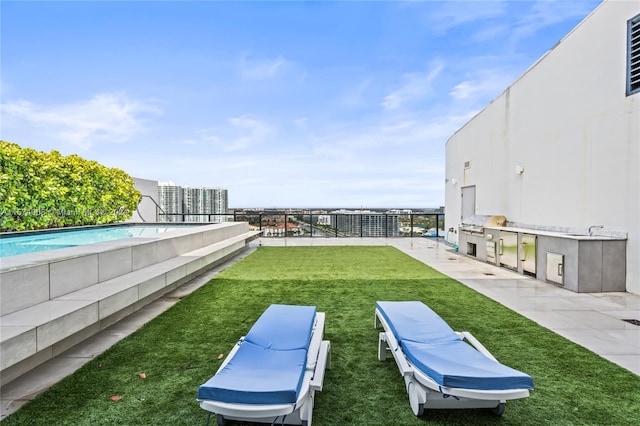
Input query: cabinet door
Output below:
<box><xmin>546</xmin><ymin>252</ymin><xmax>564</xmax><ymax>285</ymax></box>
<box><xmin>486</xmin><ymin>241</ymin><xmax>497</xmax><ymax>264</ymax></box>
<box><xmin>499</xmin><ymin>232</ymin><xmax>518</xmax><ymax>270</ymax></box>
<box><xmin>521</xmin><ymin>234</ymin><xmax>537</xmax><ymax>274</ymax></box>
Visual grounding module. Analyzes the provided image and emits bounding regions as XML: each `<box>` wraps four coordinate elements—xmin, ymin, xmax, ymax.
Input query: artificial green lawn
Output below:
<box><xmin>3</xmin><ymin>246</ymin><xmax>639</xmax><ymax>425</ymax></box>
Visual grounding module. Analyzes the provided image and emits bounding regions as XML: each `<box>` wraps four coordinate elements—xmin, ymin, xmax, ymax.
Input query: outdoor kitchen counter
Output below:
<box><xmin>460</xmin><ymin>226</ymin><xmax>627</xmax><ymax>293</ymax></box>
<box><xmin>483</xmin><ymin>226</ymin><xmax>627</xmax><ymax>240</ymax></box>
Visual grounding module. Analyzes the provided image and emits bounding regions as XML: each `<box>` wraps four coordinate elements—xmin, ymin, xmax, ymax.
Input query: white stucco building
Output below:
<box><xmin>445</xmin><ymin>0</ymin><xmax>640</xmax><ymax>294</ymax></box>
<box><xmin>129</xmin><ymin>177</ymin><xmax>160</xmax><ymax>222</ymax></box>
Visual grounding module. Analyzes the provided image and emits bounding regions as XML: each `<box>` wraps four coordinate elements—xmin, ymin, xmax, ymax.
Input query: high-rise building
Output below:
<box><xmin>330</xmin><ymin>209</ymin><xmax>399</xmax><ymax>237</ymax></box>
<box><xmin>158</xmin><ymin>183</ymin><xmax>228</xmax><ymax>223</ymax></box>
<box><xmin>182</xmin><ymin>187</ymin><xmax>203</xmax><ymax>222</ymax></box>
<box><xmin>212</xmin><ymin>188</ymin><xmax>228</xmax><ymax>222</ymax></box>
<box><xmin>183</xmin><ymin>187</ymin><xmax>228</xmax><ymax>223</ymax></box>
<box><xmin>158</xmin><ymin>182</ymin><xmax>183</xmax><ymax>222</ymax></box>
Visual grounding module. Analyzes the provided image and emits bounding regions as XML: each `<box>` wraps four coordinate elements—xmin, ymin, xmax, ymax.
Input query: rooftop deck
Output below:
<box><xmin>1</xmin><ymin>237</ymin><xmax>638</xmax><ymax>419</ymax></box>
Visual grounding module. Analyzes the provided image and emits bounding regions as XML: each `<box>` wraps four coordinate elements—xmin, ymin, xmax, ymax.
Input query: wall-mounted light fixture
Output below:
<box><xmin>515</xmin><ymin>164</ymin><xmax>524</xmax><ymax>174</ymax></box>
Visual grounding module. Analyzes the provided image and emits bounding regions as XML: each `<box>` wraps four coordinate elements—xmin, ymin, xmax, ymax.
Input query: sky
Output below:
<box><xmin>1</xmin><ymin>0</ymin><xmax>603</xmax><ymax>209</ymax></box>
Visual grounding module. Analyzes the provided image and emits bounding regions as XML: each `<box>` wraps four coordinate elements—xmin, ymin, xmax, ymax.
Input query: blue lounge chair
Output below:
<box><xmin>198</xmin><ymin>304</ymin><xmax>331</xmax><ymax>425</ymax></box>
<box><xmin>375</xmin><ymin>301</ymin><xmax>533</xmax><ymax>416</ymax></box>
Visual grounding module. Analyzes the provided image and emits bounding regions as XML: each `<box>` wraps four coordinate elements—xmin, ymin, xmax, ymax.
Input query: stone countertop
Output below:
<box><xmin>483</xmin><ymin>226</ymin><xmax>627</xmax><ymax>241</ymax></box>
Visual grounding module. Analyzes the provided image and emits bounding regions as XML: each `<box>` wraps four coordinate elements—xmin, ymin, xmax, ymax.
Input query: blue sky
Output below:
<box><xmin>1</xmin><ymin>0</ymin><xmax>602</xmax><ymax>208</ymax></box>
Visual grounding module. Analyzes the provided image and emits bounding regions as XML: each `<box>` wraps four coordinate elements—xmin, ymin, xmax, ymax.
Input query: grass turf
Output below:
<box><xmin>3</xmin><ymin>246</ymin><xmax>639</xmax><ymax>425</ymax></box>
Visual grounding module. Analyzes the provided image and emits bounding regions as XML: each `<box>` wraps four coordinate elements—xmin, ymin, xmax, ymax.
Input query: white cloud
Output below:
<box><xmin>425</xmin><ymin>0</ymin><xmax>598</xmax><ymax>48</ymax></box>
<box><xmin>238</xmin><ymin>53</ymin><xmax>292</xmax><ymax>80</ymax></box>
<box><xmin>201</xmin><ymin>115</ymin><xmax>273</xmax><ymax>152</ymax></box>
<box><xmin>143</xmin><ymin>105</ymin><xmax>478</xmax><ymax>207</ymax></box>
<box><xmin>427</xmin><ymin>0</ymin><xmax>507</xmax><ymax>32</ymax></box>
<box><xmin>294</xmin><ymin>117</ymin><xmax>308</xmax><ymax>130</ymax></box>
<box><xmin>473</xmin><ymin>23</ymin><xmax>510</xmax><ymax>42</ymax></box>
<box><xmin>0</xmin><ymin>93</ymin><xmax>160</xmax><ymax>149</ymax></box>
<box><xmin>511</xmin><ymin>0</ymin><xmax>600</xmax><ymax>45</ymax></box>
<box><xmin>310</xmin><ymin>110</ymin><xmax>469</xmax><ymax>168</ymax></box>
<box><xmin>341</xmin><ymin>77</ymin><xmax>374</xmax><ymax>108</ymax></box>
<box><xmin>382</xmin><ymin>61</ymin><xmax>444</xmax><ymax>110</ymax></box>
<box><xmin>450</xmin><ymin>69</ymin><xmax>516</xmax><ymax>102</ymax></box>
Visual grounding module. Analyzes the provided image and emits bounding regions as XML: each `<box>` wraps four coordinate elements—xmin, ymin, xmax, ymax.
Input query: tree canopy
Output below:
<box><xmin>0</xmin><ymin>141</ymin><xmax>141</xmax><ymax>231</ymax></box>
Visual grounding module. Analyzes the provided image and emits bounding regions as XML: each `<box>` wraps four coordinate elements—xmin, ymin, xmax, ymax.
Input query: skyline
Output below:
<box><xmin>1</xmin><ymin>0</ymin><xmax>602</xmax><ymax>208</ymax></box>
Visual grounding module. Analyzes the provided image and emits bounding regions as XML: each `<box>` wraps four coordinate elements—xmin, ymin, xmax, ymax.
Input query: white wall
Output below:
<box><xmin>129</xmin><ymin>177</ymin><xmax>159</xmax><ymax>223</ymax></box>
<box><xmin>445</xmin><ymin>0</ymin><xmax>640</xmax><ymax>294</ymax></box>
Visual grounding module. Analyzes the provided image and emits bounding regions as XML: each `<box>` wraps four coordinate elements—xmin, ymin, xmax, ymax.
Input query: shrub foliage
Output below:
<box><xmin>0</xmin><ymin>140</ymin><xmax>141</xmax><ymax>231</ymax></box>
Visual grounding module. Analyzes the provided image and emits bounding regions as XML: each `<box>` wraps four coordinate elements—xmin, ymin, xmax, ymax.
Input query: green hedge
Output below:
<box><xmin>0</xmin><ymin>141</ymin><xmax>141</xmax><ymax>231</ymax></box>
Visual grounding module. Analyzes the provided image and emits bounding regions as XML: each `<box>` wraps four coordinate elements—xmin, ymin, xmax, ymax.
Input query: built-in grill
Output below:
<box><xmin>459</xmin><ymin>215</ymin><xmax>507</xmax><ymax>235</ymax></box>
<box><xmin>460</xmin><ymin>215</ymin><xmax>508</xmax><ymax>265</ymax></box>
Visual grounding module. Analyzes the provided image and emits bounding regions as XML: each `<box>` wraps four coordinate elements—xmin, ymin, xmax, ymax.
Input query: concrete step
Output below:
<box><xmin>0</xmin><ymin>230</ymin><xmax>260</xmax><ymax>386</ymax></box>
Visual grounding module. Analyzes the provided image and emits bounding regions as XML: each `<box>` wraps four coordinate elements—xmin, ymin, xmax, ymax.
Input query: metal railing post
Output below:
<box><xmin>410</xmin><ymin>214</ymin><xmax>414</xmax><ymax>237</ymax></box>
<box><xmin>385</xmin><ymin>213</ymin><xmax>388</xmax><ymax>238</ymax></box>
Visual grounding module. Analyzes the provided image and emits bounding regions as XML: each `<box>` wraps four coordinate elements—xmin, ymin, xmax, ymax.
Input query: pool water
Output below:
<box><xmin>0</xmin><ymin>225</ymin><xmax>196</xmax><ymax>258</ymax></box>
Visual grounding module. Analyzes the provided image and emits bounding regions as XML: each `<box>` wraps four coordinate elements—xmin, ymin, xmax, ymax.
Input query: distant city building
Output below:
<box><xmin>158</xmin><ymin>182</ymin><xmax>228</xmax><ymax>223</ymax></box>
<box><xmin>316</xmin><ymin>215</ymin><xmax>331</xmax><ymax>226</ymax></box>
<box><xmin>158</xmin><ymin>182</ymin><xmax>183</xmax><ymax>223</ymax></box>
<box><xmin>387</xmin><ymin>209</ymin><xmax>412</xmax><ymax>218</ymax></box>
<box><xmin>212</xmin><ymin>188</ymin><xmax>228</xmax><ymax>220</ymax></box>
<box><xmin>330</xmin><ymin>209</ymin><xmax>399</xmax><ymax>237</ymax></box>
<box><xmin>262</xmin><ymin>222</ymin><xmax>302</xmax><ymax>237</ymax></box>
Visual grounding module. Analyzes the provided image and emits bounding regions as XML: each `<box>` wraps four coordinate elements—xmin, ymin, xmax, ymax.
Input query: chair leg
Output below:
<box><xmin>491</xmin><ymin>402</ymin><xmax>505</xmax><ymax>416</ymax></box>
<box><xmin>378</xmin><ymin>333</ymin><xmax>388</xmax><ymax>361</ymax></box>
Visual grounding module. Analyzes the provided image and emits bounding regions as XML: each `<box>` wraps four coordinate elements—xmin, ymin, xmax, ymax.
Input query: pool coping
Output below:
<box><xmin>0</xmin><ymin>223</ymin><xmax>218</xmax><ymax>272</ymax></box>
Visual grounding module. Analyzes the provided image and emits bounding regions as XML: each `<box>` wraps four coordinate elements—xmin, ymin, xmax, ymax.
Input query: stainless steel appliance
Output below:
<box><xmin>499</xmin><ymin>231</ymin><xmax>518</xmax><ymax>270</ymax></box>
<box><xmin>459</xmin><ymin>215</ymin><xmax>507</xmax><ymax>235</ymax></box>
<box><xmin>459</xmin><ymin>215</ymin><xmax>507</xmax><ymax>264</ymax></box>
<box><xmin>520</xmin><ymin>234</ymin><xmax>537</xmax><ymax>275</ymax></box>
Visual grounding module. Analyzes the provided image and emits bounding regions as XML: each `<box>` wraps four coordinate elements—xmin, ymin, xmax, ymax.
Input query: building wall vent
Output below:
<box><xmin>628</xmin><ymin>13</ymin><xmax>640</xmax><ymax>95</ymax></box>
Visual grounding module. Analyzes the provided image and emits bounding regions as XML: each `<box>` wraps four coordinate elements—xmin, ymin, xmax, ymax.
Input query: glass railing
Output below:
<box><xmin>158</xmin><ymin>212</ymin><xmax>445</xmax><ymax>238</ymax></box>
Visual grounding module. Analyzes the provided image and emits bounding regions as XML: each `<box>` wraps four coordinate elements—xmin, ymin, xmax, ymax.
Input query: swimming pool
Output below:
<box><xmin>0</xmin><ymin>225</ymin><xmax>198</xmax><ymax>258</ymax></box>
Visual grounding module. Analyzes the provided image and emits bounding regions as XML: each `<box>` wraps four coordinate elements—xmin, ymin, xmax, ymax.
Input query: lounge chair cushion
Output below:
<box><xmin>377</xmin><ymin>301</ymin><xmax>534</xmax><ymax>391</ymax></box>
<box><xmin>403</xmin><ymin>340</ymin><xmax>534</xmax><ymax>390</ymax></box>
<box><xmin>245</xmin><ymin>304</ymin><xmax>317</xmax><ymax>350</ymax></box>
<box><xmin>198</xmin><ymin>304</ymin><xmax>317</xmax><ymax>404</ymax></box>
<box><xmin>376</xmin><ymin>301</ymin><xmax>459</xmax><ymax>345</ymax></box>
<box><xmin>197</xmin><ymin>341</ymin><xmax>307</xmax><ymax>404</ymax></box>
